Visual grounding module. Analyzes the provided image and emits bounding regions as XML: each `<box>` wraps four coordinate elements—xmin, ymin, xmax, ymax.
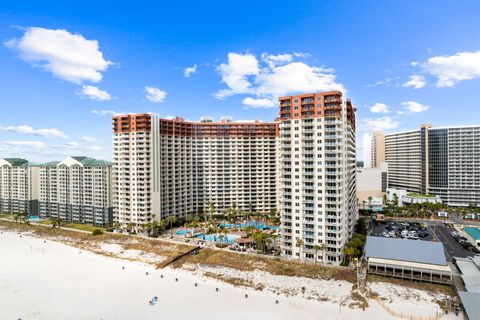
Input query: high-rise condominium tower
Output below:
<box><xmin>39</xmin><ymin>156</ymin><xmax>113</xmax><ymax>226</ymax></box>
<box><xmin>112</xmin><ymin>114</ymin><xmax>277</xmax><ymax>230</ymax></box>
<box><xmin>386</xmin><ymin>124</ymin><xmax>480</xmax><ymax>206</ymax></box>
<box><xmin>278</xmin><ymin>91</ymin><xmax>357</xmax><ymax>265</ymax></box>
<box><xmin>0</xmin><ymin>158</ymin><xmax>39</xmax><ymax>215</ymax></box>
<box><xmin>363</xmin><ymin>130</ymin><xmax>385</xmax><ymax>168</ymax></box>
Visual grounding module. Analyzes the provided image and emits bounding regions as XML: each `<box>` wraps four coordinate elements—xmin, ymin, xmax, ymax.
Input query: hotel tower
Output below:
<box><xmin>278</xmin><ymin>91</ymin><xmax>357</xmax><ymax>265</ymax></box>
<box><xmin>112</xmin><ymin>114</ymin><xmax>277</xmax><ymax>230</ymax></box>
<box><xmin>385</xmin><ymin>124</ymin><xmax>480</xmax><ymax>206</ymax></box>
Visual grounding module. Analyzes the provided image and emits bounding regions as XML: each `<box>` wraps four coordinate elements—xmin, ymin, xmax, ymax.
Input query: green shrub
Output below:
<box><xmin>92</xmin><ymin>229</ymin><xmax>104</xmax><ymax>236</ymax></box>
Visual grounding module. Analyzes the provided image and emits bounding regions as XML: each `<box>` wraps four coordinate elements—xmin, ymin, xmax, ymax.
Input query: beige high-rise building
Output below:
<box><xmin>0</xmin><ymin>158</ymin><xmax>39</xmax><ymax>216</ymax></box>
<box><xmin>112</xmin><ymin>113</ymin><xmax>277</xmax><ymax>230</ymax></box>
<box><xmin>39</xmin><ymin>156</ymin><xmax>113</xmax><ymax>226</ymax></box>
<box><xmin>364</xmin><ymin>130</ymin><xmax>385</xmax><ymax>168</ymax></box>
<box><xmin>278</xmin><ymin>91</ymin><xmax>357</xmax><ymax>265</ymax></box>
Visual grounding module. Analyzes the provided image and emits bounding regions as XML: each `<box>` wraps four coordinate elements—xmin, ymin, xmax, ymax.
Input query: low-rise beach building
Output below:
<box><xmin>365</xmin><ymin>236</ymin><xmax>452</xmax><ymax>284</ymax></box>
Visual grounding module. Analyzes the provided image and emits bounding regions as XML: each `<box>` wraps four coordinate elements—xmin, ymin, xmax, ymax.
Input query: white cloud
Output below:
<box><xmin>0</xmin><ymin>125</ymin><xmax>69</xmax><ymax>139</ymax></box>
<box><xmin>214</xmin><ymin>52</ymin><xmax>344</xmax><ymax>108</ymax></box>
<box><xmin>5</xmin><ymin>27</ymin><xmax>112</xmax><ymax>84</ymax></box>
<box><xmin>91</xmin><ymin>109</ymin><xmax>122</xmax><ymax>116</ymax></box>
<box><xmin>402</xmin><ymin>75</ymin><xmax>426</xmax><ymax>89</ymax></box>
<box><xmin>360</xmin><ymin>117</ymin><xmax>400</xmax><ymax>132</ymax></box>
<box><xmin>183</xmin><ymin>64</ymin><xmax>197</xmax><ymax>78</ymax></box>
<box><xmin>2</xmin><ymin>140</ymin><xmax>46</xmax><ymax>149</ymax></box>
<box><xmin>401</xmin><ymin>101</ymin><xmax>429</xmax><ymax>113</ymax></box>
<box><xmin>145</xmin><ymin>86</ymin><xmax>167</xmax><ymax>103</ymax></box>
<box><xmin>215</xmin><ymin>52</ymin><xmax>260</xmax><ymax>99</ymax></box>
<box><xmin>78</xmin><ymin>85</ymin><xmax>111</xmax><ymax>101</ymax></box>
<box><xmin>369</xmin><ymin>103</ymin><xmax>390</xmax><ymax>113</ymax></box>
<box><xmin>410</xmin><ymin>61</ymin><xmax>419</xmax><ymax>67</ymax></box>
<box><xmin>52</xmin><ymin>141</ymin><xmax>104</xmax><ymax>152</ymax></box>
<box><xmin>242</xmin><ymin>97</ymin><xmax>277</xmax><ymax>108</ymax></box>
<box><xmin>80</xmin><ymin>136</ymin><xmax>97</xmax><ymax>142</ymax></box>
<box><xmin>261</xmin><ymin>53</ymin><xmax>293</xmax><ymax>68</ymax></box>
<box><xmin>423</xmin><ymin>51</ymin><xmax>480</xmax><ymax>87</ymax></box>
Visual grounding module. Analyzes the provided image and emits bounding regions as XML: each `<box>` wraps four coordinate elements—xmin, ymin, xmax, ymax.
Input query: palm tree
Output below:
<box><xmin>368</xmin><ymin>196</ymin><xmax>373</xmax><ymax>209</ymax></box>
<box><xmin>126</xmin><ymin>222</ymin><xmax>135</xmax><ymax>234</ymax></box>
<box><xmin>296</xmin><ymin>238</ymin><xmax>304</xmax><ymax>260</ymax></box>
<box><xmin>312</xmin><ymin>243</ymin><xmax>326</xmax><ymax>263</ymax></box>
<box><xmin>51</xmin><ymin>217</ymin><xmax>62</xmax><ymax>228</ymax></box>
<box><xmin>158</xmin><ymin>220</ymin><xmax>167</xmax><ymax>236</ymax></box>
<box><xmin>383</xmin><ymin>194</ymin><xmax>388</xmax><ymax>206</ymax></box>
<box><xmin>271</xmin><ymin>234</ymin><xmax>279</xmax><ymax>255</ymax></box>
<box><xmin>393</xmin><ymin>193</ymin><xmax>399</xmax><ymax>206</ymax></box>
<box><xmin>253</xmin><ymin>231</ymin><xmax>270</xmax><ymax>253</ymax></box>
<box><xmin>166</xmin><ymin>215</ymin><xmax>177</xmax><ymax>238</ymax></box>
<box><xmin>344</xmin><ymin>246</ymin><xmax>356</xmax><ymax>264</ymax></box>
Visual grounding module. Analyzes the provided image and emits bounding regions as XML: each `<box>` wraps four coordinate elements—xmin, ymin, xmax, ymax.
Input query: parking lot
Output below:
<box><xmin>428</xmin><ymin>224</ymin><xmax>479</xmax><ymax>260</ymax></box>
<box><xmin>371</xmin><ymin>221</ymin><xmax>433</xmax><ymax>241</ymax></box>
<box><xmin>370</xmin><ymin>220</ymin><xmax>478</xmax><ymax>261</ymax></box>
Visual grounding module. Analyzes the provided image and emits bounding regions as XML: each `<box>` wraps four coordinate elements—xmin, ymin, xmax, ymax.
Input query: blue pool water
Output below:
<box><xmin>219</xmin><ymin>221</ymin><xmax>280</xmax><ymax>230</ymax></box>
<box><xmin>196</xmin><ymin>233</ymin><xmax>239</xmax><ymax>244</ymax></box>
<box><xmin>175</xmin><ymin>229</ymin><xmax>190</xmax><ymax>235</ymax></box>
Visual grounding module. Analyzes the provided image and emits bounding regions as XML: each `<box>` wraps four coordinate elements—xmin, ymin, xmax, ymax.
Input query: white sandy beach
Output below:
<box><xmin>0</xmin><ymin>230</ymin><xmax>457</xmax><ymax>320</ymax></box>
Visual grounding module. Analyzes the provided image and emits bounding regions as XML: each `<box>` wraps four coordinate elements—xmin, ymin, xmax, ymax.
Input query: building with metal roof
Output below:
<box><xmin>38</xmin><ymin>156</ymin><xmax>113</xmax><ymax>226</ymax></box>
<box><xmin>0</xmin><ymin>158</ymin><xmax>39</xmax><ymax>215</ymax></box>
<box><xmin>454</xmin><ymin>255</ymin><xmax>480</xmax><ymax>319</ymax></box>
<box><xmin>365</xmin><ymin>236</ymin><xmax>452</xmax><ymax>284</ymax></box>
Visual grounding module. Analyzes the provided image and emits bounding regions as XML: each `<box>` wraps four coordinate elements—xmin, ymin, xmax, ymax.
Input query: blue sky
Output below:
<box><xmin>1</xmin><ymin>0</ymin><xmax>480</xmax><ymax>162</ymax></box>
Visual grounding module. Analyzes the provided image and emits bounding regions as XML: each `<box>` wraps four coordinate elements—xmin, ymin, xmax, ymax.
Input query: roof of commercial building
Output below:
<box><xmin>454</xmin><ymin>256</ymin><xmax>480</xmax><ymax>293</ymax></box>
<box><xmin>458</xmin><ymin>291</ymin><xmax>480</xmax><ymax>320</ymax></box>
<box><xmin>464</xmin><ymin>228</ymin><xmax>480</xmax><ymax>241</ymax></box>
<box><xmin>365</xmin><ymin>236</ymin><xmax>448</xmax><ymax>266</ymax></box>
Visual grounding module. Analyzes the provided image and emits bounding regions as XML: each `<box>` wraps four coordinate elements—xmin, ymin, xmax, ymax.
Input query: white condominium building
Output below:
<box><xmin>0</xmin><ymin>158</ymin><xmax>39</xmax><ymax>215</ymax></box>
<box><xmin>278</xmin><ymin>91</ymin><xmax>357</xmax><ymax>265</ymax></box>
<box><xmin>112</xmin><ymin>114</ymin><xmax>277</xmax><ymax>228</ymax></box>
<box><xmin>385</xmin><ymin>124</ymin><xmax>480</xmax><ymax>206</ymax></box>
<box><xmin>39</xmin><ymin>156</ymin><xmax>113</xmax><ymax>226</ymax></box>
<box><xmin>385</xmin><ymin>128</ymin><xmax>423</xmax><ymax>193</ymax></box>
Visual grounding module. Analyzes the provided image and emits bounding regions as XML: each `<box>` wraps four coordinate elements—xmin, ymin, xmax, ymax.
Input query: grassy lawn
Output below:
<box><xmin>0</xmin><ymin>213</ymin><xmax>15</xmax><ymax>219</ymax></box>
<box><xmin>63</xmin><ymin>223</ymin><xmax>107</xmax><ymax>233</ymax></box>
<box><xmin>37</xmin><ymin>219</ymin><xmax>53</xmax><ymax>225</ymax></box>
<box><xmin>406</xmin><ymin>193</ymin><xmax>437</xmax><ymax>198</ymax></box>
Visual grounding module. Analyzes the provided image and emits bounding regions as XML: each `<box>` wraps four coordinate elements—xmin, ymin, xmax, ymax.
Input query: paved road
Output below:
<box><xmin>428</xmin><ymin>224</ymin><xmax>474</xmax><ymax>261</ymax></box>
<box><xmin>450</xmin><ymin>212</ymin><xmax>480</xmax><ymax>227</ymax></box>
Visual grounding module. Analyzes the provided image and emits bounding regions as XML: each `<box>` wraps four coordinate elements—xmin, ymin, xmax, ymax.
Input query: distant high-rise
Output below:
<box><xmin>363</xmin><ymin>130</ymin><xmax>385</xmax><ymax>169</ymax></box>
<box><xmin>278</xmin><ymin>91</ymin><xmax>357</xmax><ymax>265</ymax></box>
<box><xmin>112</xmin><ymin>114</ymin><xmax>277</xmax><ymax>231</ymax></box>
<box><xmin>385</xmin><ymin>124</ymin><xmax>480</xmax><ymax>206</ymax></box>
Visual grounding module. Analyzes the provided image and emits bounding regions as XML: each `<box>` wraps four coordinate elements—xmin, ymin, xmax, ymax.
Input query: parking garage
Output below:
<box><xmin>365</xmin><ymin>236</ymin><xmax>452</xmax><ymax>284</ymax></box>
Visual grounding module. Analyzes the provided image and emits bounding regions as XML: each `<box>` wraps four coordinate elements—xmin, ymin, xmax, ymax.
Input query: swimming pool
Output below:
<box><xmin>175</xmin><ymin>229</ymin><xmax>190</xmax><ymax>235</ymax></box>
<box><xmin>219</xmin><ymin>222</ymin><xmax>280</xmax><ymax>230</ymax></box>
<box><xmin>196</xmin><ymin>233</ymin><xmax>239</xmax><ymax>244</ymax></box>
